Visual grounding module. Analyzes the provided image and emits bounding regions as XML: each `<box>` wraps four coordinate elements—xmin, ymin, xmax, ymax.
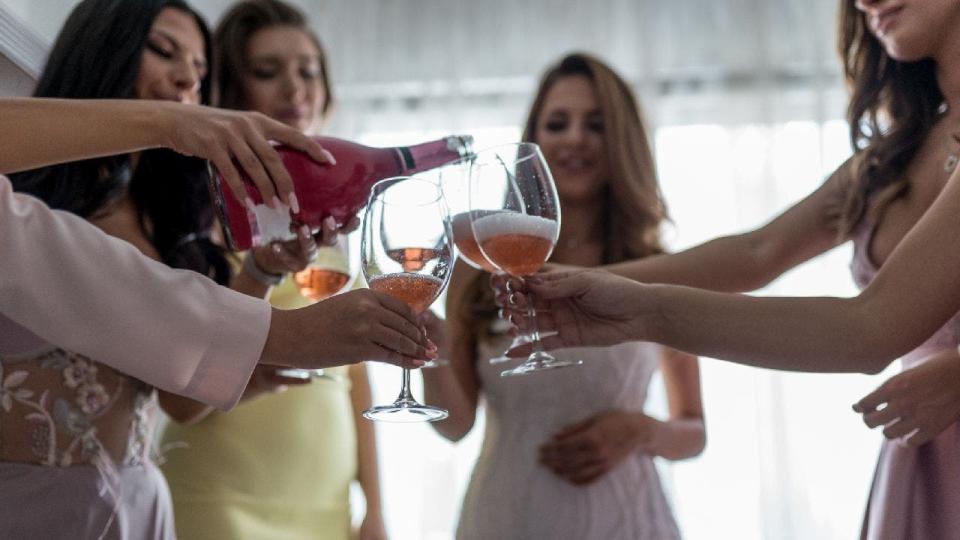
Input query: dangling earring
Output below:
<box><xmin>946</xmin><ymin>132</ymin><xmax>960</xmax><ymax>174</ymax></box>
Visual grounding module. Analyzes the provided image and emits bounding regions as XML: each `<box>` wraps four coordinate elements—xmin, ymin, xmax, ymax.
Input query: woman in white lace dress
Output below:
<box><xmin>422</xmin><ymin>53</ymin><xmax>706</xmax><ymax>540</ymax></box>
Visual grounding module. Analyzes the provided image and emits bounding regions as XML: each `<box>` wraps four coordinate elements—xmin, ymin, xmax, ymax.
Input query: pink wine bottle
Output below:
<box><xmin>210</xmin><ymin>135</ymin><xmax>473</xmax><ymax>250</ymax></box>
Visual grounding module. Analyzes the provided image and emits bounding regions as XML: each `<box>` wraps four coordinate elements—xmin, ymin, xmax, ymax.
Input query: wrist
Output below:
<box><xmin>145</xmin><ymin>100</ymin><xmax>177</xmax><ymax>151</ymax></box>
<box><xmin>628</xmin><ymin>283</ymin><xmax>663</xmax><ymax>342</ymax></box>
<box><xmin>630</xmin><ymin>412</ymin><xmax>657</xmax><ymax>446</ymax></box>
<box><xmin>244</xmin><ymin>250</ymin><xmax>284</xmax><ymax>286</ymax></box>
<box><xmin>261</xmin><ymin>308</ymin><xmax>296</xmax><ymax>368</ymax></box>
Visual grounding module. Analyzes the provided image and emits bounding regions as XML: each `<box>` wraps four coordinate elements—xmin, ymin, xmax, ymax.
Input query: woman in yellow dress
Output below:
<box><xmin>159</xmin><ymin>1</ymin><xmax>387</xmax><ymax>539</ymax></box>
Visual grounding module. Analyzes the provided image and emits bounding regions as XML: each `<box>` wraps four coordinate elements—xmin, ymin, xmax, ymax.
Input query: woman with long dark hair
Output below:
<box><xmin>501</xmin><ymin>1</ymin><xmax>960</xmax><ymax>537</ymax></box>
<box><xmin>0</xmin><ymin>1</ymin><xmax>327</xmax><ymax>537</ymax></box>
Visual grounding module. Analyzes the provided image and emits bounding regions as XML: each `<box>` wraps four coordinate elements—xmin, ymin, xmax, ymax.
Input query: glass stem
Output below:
<box><xmin>398</xmin><ymin>368</ymin><xmax>414</xmax><ymax>402</ymax></box>
<box><xmin>521</xmin><ymin>277</ymin><xmax>546</xmax><ymax>356</ymax></box>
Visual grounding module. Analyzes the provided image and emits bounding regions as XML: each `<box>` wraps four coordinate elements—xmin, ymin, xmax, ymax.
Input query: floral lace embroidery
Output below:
<box><xmin>0</xmin><ymin>348</ymin><xmax>155</xmax><ymax>467</ymax></box>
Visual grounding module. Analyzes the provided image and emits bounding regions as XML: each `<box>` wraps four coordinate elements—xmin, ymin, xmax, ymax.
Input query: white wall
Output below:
<box><xmin>0</xmin><ymin>0</ymin><xmax>77</xmax><ymax>45</ymax></box>
<box><xmin>0</xmin><ymin>55</ymin><xmax>34</xmax><ymax>96</ymax></box>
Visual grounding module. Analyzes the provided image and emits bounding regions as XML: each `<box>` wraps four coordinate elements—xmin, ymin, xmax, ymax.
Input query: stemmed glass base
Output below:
<box><xmin>421</xmin><ymin>358</ymin><xmax>449</xmax><ymax>369</ymax></box>
<box><xmin>363</xmin><ymin>399</ymin><xmax>449</xmax><ymax>422</ymax></box>
<box><xmin>500</xmin><ymin>351</ymin><xmax>582</xmax><ymax>378</ymax></box>
<box><xmin>489</xmin><ymin>330</ymin><xmax>560</xmax><ymax>364</ymax></box>
<box><xmin>363</xmin><ymin>367</ymin><xmax>448</xmax><ymax>422</ymax></box>
<box><xmin>274</xmin><ymin>368</ymin><xmax>339</xmax><ymax>381</ymax></box>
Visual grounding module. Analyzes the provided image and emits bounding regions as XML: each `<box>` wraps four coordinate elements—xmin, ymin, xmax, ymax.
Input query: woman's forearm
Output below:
<box><xmin>422</xmin><ymin>365</ymin><xmax>477</xmax><ymax>442</ymax></box>
<box><xmin>645</xmin><ymin>286</ymin><xmax>901</xmax><ymax>374</ymax></box>
<box><xmin>0</xmin><ymin>98</ymin><xmax>172</xmax><ymax>173</ymax></box>
<box><xmin>606</xmin><ymin>172</ymin><xmax>843</xmax><ymax>293</ymax></box>
<box><xmin>645</xmin><ymin>416</ymin><xmax>706</xmax><ymax>461</ymax></box>
<box><xmin>607</xmin><ymin>234</ymin><xmax>778</xmax><ymax>292</ymax></box>
<box><xmin>640</xmin><ymin>163</ymin><xmax>960</xmax><ymax>373</ymax></box>
<box><xmin>229</xmin><ymin>267</ymin><xmax>272</xmax><ymax>299</ymax></box>
<box><xmin>158</xmin><ymin>390</ymin><xmax>215</xmax><ymax>425</ymax></box>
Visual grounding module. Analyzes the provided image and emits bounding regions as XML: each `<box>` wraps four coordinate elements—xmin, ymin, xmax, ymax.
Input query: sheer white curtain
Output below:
<box><xmin>307</xmin><ymin>1</ymin><xmax>896</xmax><ymax>539</ymax></box>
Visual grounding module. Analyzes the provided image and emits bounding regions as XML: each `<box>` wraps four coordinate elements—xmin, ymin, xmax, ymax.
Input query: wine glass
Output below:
<box><xmin>361</xmin><ymin>177</ymin><xmax>453</xmax><ymax>422</ymax></box>
<box><xmin>469</xmin><ymin>142</ymin><xmax>581</xmax><ymax>377</ymax></box>
<box><xmin>431</xmin><ymin>158</ymin><xmax>532</xmax><ymax>364</ymax></box>
<box><xmin>275</xmin><ymin>236</ymin><xmax>356</xmax><ymax>381</ymax></box>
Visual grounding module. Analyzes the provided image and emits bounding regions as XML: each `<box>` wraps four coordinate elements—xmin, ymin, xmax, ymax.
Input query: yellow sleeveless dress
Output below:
<box><xmin>160</xmin><ymin>279</ymin><xmax>357</xmax><ymax>540</ymax></box>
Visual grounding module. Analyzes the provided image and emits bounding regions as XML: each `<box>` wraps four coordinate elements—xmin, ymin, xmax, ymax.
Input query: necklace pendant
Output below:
<box><xmin>946</xmin><ymin>153</ymin><xmax>959</xmax><ymax>174</ymax></box>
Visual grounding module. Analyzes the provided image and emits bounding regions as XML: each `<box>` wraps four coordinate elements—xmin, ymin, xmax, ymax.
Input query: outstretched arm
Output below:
<box><xmin>603</xmin><ymin>161</ymin><xmax>849</xmax><ymax>291</ymax></box>
<box><xmin>0</xmin><ymin>98</ymin><xmax>334</xmax><ymax>205</ymax></box>
<box><xmin>506</xmin><ymin>164</ymin><xmax>960</xmax><ymax>374</ymax></box>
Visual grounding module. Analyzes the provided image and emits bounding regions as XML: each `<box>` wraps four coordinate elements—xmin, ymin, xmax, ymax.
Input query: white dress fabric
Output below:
<box><xmin>457</xmin><ymin>331</ymin><xmax>682</xmax><ymax>540</ymax></box>
<box><xmin>0</xmin><ymin>175</ymin><xmax>268</xmax><ymax>409</ymax></box>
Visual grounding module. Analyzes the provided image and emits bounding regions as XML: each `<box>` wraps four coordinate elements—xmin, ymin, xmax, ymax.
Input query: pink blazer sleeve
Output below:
<box><xmin>0</xmin><ymin>175</ymin><xmax>270</xmax><ymax>409</ymax></box>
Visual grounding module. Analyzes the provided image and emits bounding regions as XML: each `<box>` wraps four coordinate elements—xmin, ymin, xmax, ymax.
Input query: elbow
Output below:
<box><xmin>737</xmin><ymin>232</ymin><xmax>784</xmax><ymax>291</ymax></box>
<box><xmin>432</xmin><ymin>414</ymin><xmax>475</xmax><ymax>442</ymax></box>
<box><xmin>845</xmin><ymin>296</ymin><xmax>913</xmax><ymax>375</ymax></box>
<box><xmin>658</xmin><ymin>418</ymin><xmax>706</xmax><ymax>461</ymax></box>
<box><xmin>161</xmin><ymin>407</ymin><xmax>204</xmax><ymax>425</ymax></box>
<box><xmin>684</xmin><ymin>422</ymin><xmax>707</xmax><ymax>459</ymax></box>
<box><xmin>858</xmin><ymin>356</ymin><xmax>889</xmax><ymax>375</ymax></box>
<box><xmin>690</xmin><ymin>429</ymin><xmax>707</xmax><ymax>458</ymax></box>
<box><xmin>158</xmin><ymin>393</ymin><xmax>209</xmax><ymax>425</ymax></box>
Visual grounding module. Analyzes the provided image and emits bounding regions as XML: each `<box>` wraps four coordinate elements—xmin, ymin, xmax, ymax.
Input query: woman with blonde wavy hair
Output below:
<box><xmin>422</xmin><ymin>52</ymin><xmax>706</xmax><ymax>540</ymax></box>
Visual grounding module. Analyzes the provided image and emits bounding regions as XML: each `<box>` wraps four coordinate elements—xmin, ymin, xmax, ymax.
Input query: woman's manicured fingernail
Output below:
<box><xmin>288</xmin><ymin>193</ymin><xmax>300</xmax><ymax>214</ymax></box>
<box><xmin>322</xmin><ymin>149</ymin><xmax>337</xmax><ymax>165</ymax></box>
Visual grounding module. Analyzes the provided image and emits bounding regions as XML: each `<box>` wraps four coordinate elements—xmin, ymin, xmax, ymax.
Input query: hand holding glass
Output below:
<box><xmin>469</xmin><ymin>142</ymin><xmax>581</xmax><ymax>377</ymax></box>
<box><xmin>275</xmin><ymin>237</ymin><xmax>357</xmax><ymax>381</ymax></box>
<box><xmin>361</xmin><ymin>177</ymin><xmax>453</xmax><ymax>422</ymax></box>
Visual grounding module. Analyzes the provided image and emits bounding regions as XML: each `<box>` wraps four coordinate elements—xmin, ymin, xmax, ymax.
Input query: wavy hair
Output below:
<box><xmin>212</xmin><ymin>0</ymin><xmax>334</xmax><ymax>119</ymax></box>
<box><xmin>10</xmin><ymin>0</ymin><xmax>230</xmax><ymax>284</ymax></box>
<box><xmin>455</xmin><ymin>52</ymin><xmax>669</xmax><ymax>338</ymax></box>
<box><xmin>837</xmin><ymin>0</ymin><xmax>943</xmax><ymax>234</ymax></box>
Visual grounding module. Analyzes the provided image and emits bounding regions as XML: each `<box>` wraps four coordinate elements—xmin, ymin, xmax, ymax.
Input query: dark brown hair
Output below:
<box><xmin>213</xmin><ymin>0</ymin><xmax>334</xmax><ymax>117</ymax></box>
<box><xmin>838</xmin><ymin>0</ymin><xmax>943</xmax><ymax>234</ymax></box>
<box><xmin>11</xmin><ymin>0</ymin><xmax>231</xmax><ymax>285</ymax></box>
<box><xmin>522</xmin><ymin>52</ymin><xmax>667</xmax><ymax>261</ymax></box>
<box><xmin>454</xmin><ymin>52</ymin><xmax>669</xmax><ymax>339</ymax></box>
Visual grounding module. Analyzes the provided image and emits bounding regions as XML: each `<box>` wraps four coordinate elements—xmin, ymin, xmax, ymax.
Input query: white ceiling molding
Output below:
<box><xmin>0</xmin><ymin>3</ymin><xmax>48</xmax><ymax>79</ymax></box>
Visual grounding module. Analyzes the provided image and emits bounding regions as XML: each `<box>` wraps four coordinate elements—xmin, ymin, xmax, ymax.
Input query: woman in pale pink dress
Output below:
<box><xmin>0</xmin><ymin>1</ymin><xmax>319</xmax><ymax>537</ymax></box>
<box><xmin>501</xmin><ymin>0</ymin><xmax>960</xmax><ymax>538</ymax></box>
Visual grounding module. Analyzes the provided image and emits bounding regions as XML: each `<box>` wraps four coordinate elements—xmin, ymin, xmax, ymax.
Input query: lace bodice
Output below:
<box><xmin>0</xmin><ymin>347</ymin><xmax>156</xmax><ymax>467</ymax></box>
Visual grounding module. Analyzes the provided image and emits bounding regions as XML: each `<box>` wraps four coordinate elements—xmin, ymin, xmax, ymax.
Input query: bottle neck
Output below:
<box><xmin>397</xmin><ymin>135</ymin><xmax>473</xmax><ymax>175</ymax></box>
